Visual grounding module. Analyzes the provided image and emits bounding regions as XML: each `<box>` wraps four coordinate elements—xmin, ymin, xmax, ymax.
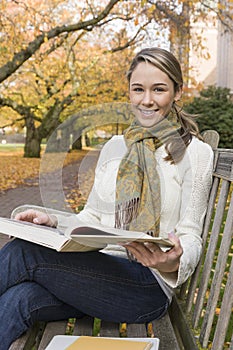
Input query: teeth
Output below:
<box><xmin>140</xmin><ymin>110</ymin><xmax>154</xmax><ymax>115</ymax></box>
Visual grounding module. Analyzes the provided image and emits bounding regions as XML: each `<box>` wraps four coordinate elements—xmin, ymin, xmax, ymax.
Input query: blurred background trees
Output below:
<box><xmin>0</xmin><ymin>0</ymin><xmax>232</xmax><ymax>156</ymax></box>
<box><xmin>185</xmin><ymin>86</ymin><xmax>233</xmax><ymax>148</ymax></box>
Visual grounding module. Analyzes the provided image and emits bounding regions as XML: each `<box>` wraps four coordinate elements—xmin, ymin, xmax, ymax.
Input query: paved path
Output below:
<box><xmin>0</xmin><ymin>162</ymin><xmax>78</xmax><ymax>218</ymax></box>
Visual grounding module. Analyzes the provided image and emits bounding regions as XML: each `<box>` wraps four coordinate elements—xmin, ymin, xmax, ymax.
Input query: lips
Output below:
<box><xmin>138</xmin><ymin>108</ymin><xmax>159</xmax><ymax>117</ymax></box>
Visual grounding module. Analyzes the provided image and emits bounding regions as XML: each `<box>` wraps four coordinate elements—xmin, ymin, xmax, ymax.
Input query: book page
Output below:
<box><xmin>69</xmin><ymin>225</ymin><xmax>173</xmax><ymax>248</ymax></box>
<box><xmin>64</xmin><ymin>216</ymin><xmax>173</xmax><ymax>248</ymax></box>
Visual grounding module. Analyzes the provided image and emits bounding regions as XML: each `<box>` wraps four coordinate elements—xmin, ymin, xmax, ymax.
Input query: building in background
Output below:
<box><xmin>190</xmin><ymin>3</ymin><xmax>233</xmax><ymax>93</ymax></box>
<box><xmin>217</xmin><ymin>1</ymin><xmax>233</xmax><ymax>93</ymax></box>
<box><xmin>189</xmin><ymin>16</ymin><xmax>217</xmax><ymax>89</ymax></box>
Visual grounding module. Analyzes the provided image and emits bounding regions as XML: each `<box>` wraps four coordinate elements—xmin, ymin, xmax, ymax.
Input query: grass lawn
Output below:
<box><xmin>0</xmin><ymin>143</ymin><xmax>25</xmax><ymax>154</ymax></box>
<box><xmin>0</xmin><ymin>143</ymin><xmax>47</xmax><ymax>155</ymax></box>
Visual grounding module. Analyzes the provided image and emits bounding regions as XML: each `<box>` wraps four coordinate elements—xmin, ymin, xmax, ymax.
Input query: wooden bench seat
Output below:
<box><xmin>5</xmin><ymin>146</ymin><xmax>233</xmax><ymax>350</ymax></box>
<box><xmin>9</xmin><ymin>315</ymin><xmax>180</xmax><ymax>350</ymax></box>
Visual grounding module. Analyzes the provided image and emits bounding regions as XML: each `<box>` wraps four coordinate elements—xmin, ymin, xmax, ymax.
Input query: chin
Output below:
<box><xmin>138</xmin><ymin>116</ymin><xmax>164</xmax><ymax>128</ymax></box>
<box><xmin>139</xmin><ymin>121</ymin><xmax>156</xmax><ymax>128</ymax></box>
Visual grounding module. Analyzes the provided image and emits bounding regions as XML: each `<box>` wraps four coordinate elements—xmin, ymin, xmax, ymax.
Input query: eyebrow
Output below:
<box><xmin>130</xmin><ymin>82</ymin><xmax>168</xmax><ymax>87</ymax></box>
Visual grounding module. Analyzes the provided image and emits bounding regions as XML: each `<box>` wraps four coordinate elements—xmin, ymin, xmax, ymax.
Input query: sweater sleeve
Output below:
<box><xmin>156</xmin><ymin>140</ymin><xmax>214</xmax><ymax>288</ymax></box>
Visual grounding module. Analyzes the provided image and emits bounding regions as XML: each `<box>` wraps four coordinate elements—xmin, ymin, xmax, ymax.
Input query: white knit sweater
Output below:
<box><xmin>57</xmin><ymin>135</ymin><xmax>213</xmax><ymax>291</ymax></box>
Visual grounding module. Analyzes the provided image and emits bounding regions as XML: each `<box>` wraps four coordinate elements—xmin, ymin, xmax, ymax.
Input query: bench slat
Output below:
<box><xmin>99</xmin><ymin>320</ymin><xmax>120</xmax><ymax>337</ymax></box>
<box><xmin>199</xmin><ymin>188</ymin><xmax>233</xmax><ymax>347</ymax></box>
<box><xmin>9</xmin><ymin>335</ymin><xmax>28</xmax><ymax>350</ymax></box>
<box><xmin>192</xmin><ymin>179</ymin><xmax>230</xmax><ymax>328</ymax></box>
<box><xmin>38</xmin><ymin>321</ymin><xmax>67</xmax><ymax>350</ymax></box>
<box><xmin>185</xmin><ymin>176</ymin><xmax>220</xmax><ymax>311</ymax></box>
<box><xmin>9</xmin><ymin>323</ymin><xmax>43</xmax><ymax>350</ymax></box>
<box><xmin>126</xmin><ymin>323</ymin><xmax>147</xmax><ymax>337</ymax></box>
<box><xmin>72</xmin><ymin>316</ymin><xmax>94</xmax><ymax>335</ymax></box>
<box><xmin>230</xmin><ymin>333</ymin><xmax>233</xmax><ymax>350</ymax></box>
<box><xmin>152</xmin><ymin>315</ymin><xmax>180</xmax><ymax>350</ymax></box>
<box><xmin>169</xmin><ymin>297</ymin><xmax>198</xmax><ymax>350</ymax></box>
<box><xmin>202</xmin><ymin>130</ymin><xmax>220</xmax><ymax>150</ymax></box>
<box><xmin>214</xmin><ymin>150</ymin><xmax>233</xmax><ymax>181</ymax></box>
<box><xmin>211</xmin><ymin>249</ymin><xmax>233</xmax><ymax>350</ymax></box>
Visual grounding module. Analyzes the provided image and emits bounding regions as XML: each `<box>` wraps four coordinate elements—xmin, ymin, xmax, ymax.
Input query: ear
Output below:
<box><xmin>174</xmin><ymin>87</ymin><xmax>183</xmax><ymax>102</ymax></box>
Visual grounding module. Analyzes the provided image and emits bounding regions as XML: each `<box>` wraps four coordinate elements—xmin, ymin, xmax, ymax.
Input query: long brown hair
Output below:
<box><xmin>127</xmin><ymin>47</ymin><xmax>202</xmax><ymax>164</ymax></box>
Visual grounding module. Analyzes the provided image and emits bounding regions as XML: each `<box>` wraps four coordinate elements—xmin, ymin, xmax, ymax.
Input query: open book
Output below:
<box><xmin>0</xmin><ymin>216</ymin><xmax>173</xmax><ymax>252</ymax></box>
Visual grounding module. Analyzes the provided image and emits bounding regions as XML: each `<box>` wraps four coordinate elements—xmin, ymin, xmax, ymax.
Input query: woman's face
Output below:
<box><xmin>129</xmin><ymin>61</ymin><xmax>182</xmax><ymax>128</ymax></box>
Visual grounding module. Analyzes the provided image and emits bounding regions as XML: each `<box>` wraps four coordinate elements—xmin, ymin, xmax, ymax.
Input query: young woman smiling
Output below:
<box><xmin>0</xmin><ymin>47</ymin><xmax>213</xmax><ymax>349</ymax></box>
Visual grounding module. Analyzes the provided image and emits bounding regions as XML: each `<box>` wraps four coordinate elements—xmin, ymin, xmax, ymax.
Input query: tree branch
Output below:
<box><xmin>0</xmin><ymin>117</ymin><xmax>25</xmax><ymax>129</ymax></box>
<box><xmin>43</xmin><ymin>33</ymin><xmax>69</xmax><ymax>57</ymax></box>
<box><xmin>107</xmin><ymin>19</ymin><xmax>152</xmax><ymax>53</ymax></box>
<box><xmin>201</xmin><ymin>2</ymin><xmax>233</xmax><ymax>32</ymax></box>
<box><xmin>0</xmin><ymin>96</ymin><xmax>41</xmax><ymax>122</ymax></box>
<box><xmin>0</xmin><ymin>0</ymin><xmax>120</xmax><ymax>83</ymax></box>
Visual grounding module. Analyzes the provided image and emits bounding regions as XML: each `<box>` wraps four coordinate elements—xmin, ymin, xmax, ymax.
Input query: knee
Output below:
<box><xmin>0</xmin><ymin>282</ymin><xmax>53</xmax><ymax>349</ymax></box>
<box><xmin>4</xmin><ymin>283</ymin><xmax>32</xmax><ymax>327</ymax></box>
<box><xmin>1</xmin><ymin>239</ymin><xmax>42</xmax><ymax>272</ymax></box>
<box><xmin>2</xmin><ymin>282</ymin><xmax>57</xmax><ymax>327</ymax></box>
<box><xmin>1</xmin><ymin>238</ymin><xmax>35</xmax><ymax>258</ymax></box>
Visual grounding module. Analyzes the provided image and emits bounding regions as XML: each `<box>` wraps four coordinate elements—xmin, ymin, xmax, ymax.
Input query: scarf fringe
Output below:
<box><xmin>115</xmin><ymin>198</ymin><xmax>157</xmax><ymax>236</ymax></box>
<box><xmin>115</xmin><ymin>197</ymin><xmax>140</xmax><ymax>230</ymax></box>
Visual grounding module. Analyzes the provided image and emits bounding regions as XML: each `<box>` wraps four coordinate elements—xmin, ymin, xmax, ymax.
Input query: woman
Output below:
<box><xmin>0</xmin><ymin>47</ymin><xmax>213</xmax><ymax>349</ymax></box>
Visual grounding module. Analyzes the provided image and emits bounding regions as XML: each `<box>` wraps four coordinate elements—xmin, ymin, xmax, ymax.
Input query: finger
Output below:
<box><xmin>168</xmin><ymin>232</ymin><xmax>183</xmax><ymax>257</ymax></box>
<box><xmin>122</xmin><ymin>242</ymin><xmax>145</xmax><ymax>253</ymax></box>
<box><xmin>125</xmin><ymin>242</ymin><xmax>156</xmax><ymax>262</ymax></box>
<box><xmin>15</xmin><ymin>210</ymin><xmax>35</xmax><ymax>222</ymax></box>
<box><xmin>144</xmin><ymin>242</ymin><xmax>161</xmax><ymax>253</ymax></box>
<box><xmin>14</xmin><ymin>213</ymin><xmax>23</xmax><ymax>220</ymax></box>
<box><xmin>121</xmin><ymin>242</ymin><xmax>141</xmax><ymax>258</ymax></box>
<box><xmin>33</xmin><ymin>213</ymin><xmax>48</xmax><ymax>225</ymax></box>
<box><xmin>168</xmin><ymin>232</ymin><xmax>180</xmax><ymax>246</ymax></box>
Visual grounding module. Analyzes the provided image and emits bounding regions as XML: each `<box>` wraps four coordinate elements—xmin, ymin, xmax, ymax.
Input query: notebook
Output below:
<box><xmin>66</xmin><ymin>336</ymin><xmax>153</xmax><ymax>349</ymax></box>
<box><xmin>45</xmin><ymin>336</ymin><xmax>160</xmax><ymax>350</ymax></box>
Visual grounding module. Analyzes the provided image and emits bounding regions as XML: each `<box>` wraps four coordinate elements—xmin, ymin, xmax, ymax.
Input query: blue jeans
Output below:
<box><xmin>0</xmin><ymin>239</ymin><xmax>169</xmax><ymax>349</ymax></box>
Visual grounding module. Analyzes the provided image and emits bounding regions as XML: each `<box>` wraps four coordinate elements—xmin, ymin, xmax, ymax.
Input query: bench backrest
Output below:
<box><xmin>179</xmin><ymin>148</ymin><xmax>233</xmax><ymax>350</ymax></box>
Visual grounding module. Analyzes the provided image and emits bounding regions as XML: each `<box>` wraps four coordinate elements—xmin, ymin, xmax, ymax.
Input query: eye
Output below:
<box><xmin>132</xmin><ymin>87</ymin><xmax>143</xmax><ymax>92</ymax></box>
<box><xmin>154</xmin><ymin>87</ymin><xmax>165</xmax><ymax>92</ymax></box>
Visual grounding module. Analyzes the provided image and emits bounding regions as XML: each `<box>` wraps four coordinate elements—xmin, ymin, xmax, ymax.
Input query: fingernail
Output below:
<box><xmin>169</xmin><ymin>231</ymin><xmax>175</xmax><ymax>237</ymax></box>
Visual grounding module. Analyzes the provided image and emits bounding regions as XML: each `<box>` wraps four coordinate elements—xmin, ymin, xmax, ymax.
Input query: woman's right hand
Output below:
<box><xmin>14</xmin><ymin>209</ymin><xmax>57</xmax><ymax>227</ymax></box>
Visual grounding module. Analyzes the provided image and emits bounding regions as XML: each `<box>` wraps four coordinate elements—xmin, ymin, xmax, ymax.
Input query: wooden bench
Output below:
<box><xmin>7</xmin><ymin>145</ymin><xmax>233</xmax><ymax>350</ymax></box>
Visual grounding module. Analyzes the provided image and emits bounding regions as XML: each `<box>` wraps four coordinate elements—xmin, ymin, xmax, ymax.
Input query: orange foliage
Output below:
<box><xmin>0</xmin><ymin>155</ymin><xmax>40</xmax><ymax>191</ymax></box>
<box><xmin>0</xmin><ymin>150</ymin><xmax>88</xmax><ymax>195</ymax></box>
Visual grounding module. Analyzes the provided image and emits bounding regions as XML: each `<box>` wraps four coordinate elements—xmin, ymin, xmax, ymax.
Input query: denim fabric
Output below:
<box><xmin>0</xmin><ymin>239</ymin><xmax>169</xmax><ymax>349</ymax></box>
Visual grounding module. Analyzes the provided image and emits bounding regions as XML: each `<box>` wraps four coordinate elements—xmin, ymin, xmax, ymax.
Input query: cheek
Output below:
<box><xmin>158</xmin><ymin>95</ymin><xmax>174</xmax><ymax>108</ymax></box>
<box><xmin>129</xmin><ymin>92</ymin><xmax>140</xmax><ymax>104</ymax></box>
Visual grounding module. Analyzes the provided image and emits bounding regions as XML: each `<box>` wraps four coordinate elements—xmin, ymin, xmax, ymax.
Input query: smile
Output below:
<box><xmin>138</xmin><ymin>108</ymin><xmax>159</xmax><ymax>116</ymax></box>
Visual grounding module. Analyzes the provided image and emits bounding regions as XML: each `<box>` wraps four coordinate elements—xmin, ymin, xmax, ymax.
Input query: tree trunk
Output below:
<box><xmin>72</xmin><ymin>136</ymin><xmax>82</xmax><ymax>150</ymax></box>
<box><xmin>24</xmin><ymin>126</ymin><xmax>42</xmax><ymax>158</ymax></box>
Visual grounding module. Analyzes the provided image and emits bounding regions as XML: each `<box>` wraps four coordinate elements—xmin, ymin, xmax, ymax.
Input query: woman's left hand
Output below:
<box><xmin>122</xmin><ymin>232</ymin><xmax>183</xmax><ymax>273</ymax></box>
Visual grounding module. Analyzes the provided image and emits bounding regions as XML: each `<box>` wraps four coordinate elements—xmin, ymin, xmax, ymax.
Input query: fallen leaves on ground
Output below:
<box><xmin>0</xmin><ymin>155</ymin><xmax>40</xmax><ymax>191</ymax></box>
<box><xmin>0</xmin><ymin>150</ymin><xmax>88</xmax><ymax>193</ymax></box>
<box><xmin>64</xmin><ymin>152</ymin><xmax>97</xmax><ymax>212</ymax></box>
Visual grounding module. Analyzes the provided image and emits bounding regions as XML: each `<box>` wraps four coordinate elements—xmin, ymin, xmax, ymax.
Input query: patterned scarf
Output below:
<box><xmin>115</xmin><ymin>114</ymin><xmax>181</xmax><ymax>237</ymax></box>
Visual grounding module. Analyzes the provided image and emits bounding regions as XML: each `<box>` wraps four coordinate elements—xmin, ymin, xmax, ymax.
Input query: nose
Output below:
<box><xmin>142</xmin><ymin>90</ymin><xmax>154</xmax><ymax>106</ymax></box>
